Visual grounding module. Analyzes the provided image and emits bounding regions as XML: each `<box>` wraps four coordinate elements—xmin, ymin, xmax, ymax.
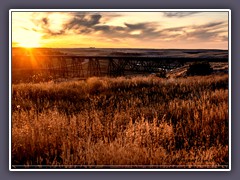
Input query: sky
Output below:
<box><xmin>11</xmin><ymin>11</ymin><xmax>229</xmax><ymax>49</ymax></box>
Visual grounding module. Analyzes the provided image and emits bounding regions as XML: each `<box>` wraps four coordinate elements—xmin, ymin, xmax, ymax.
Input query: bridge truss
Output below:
<box><xmin>12</xmin><ymin>55</ymin><xmax>228</xmax><ymax>79</ymax></box>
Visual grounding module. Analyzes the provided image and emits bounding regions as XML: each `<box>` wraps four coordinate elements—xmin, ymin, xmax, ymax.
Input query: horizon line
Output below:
<box><xmin>11</xmin><ymin>47</ymin><xmax>228</xmax><ymax>51</ymax></box>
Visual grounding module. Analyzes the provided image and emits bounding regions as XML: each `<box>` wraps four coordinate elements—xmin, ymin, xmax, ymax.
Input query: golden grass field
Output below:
<box><xmin>11</xmin><ymin>74</ymin><xmax>229</xmax><ymax>168</ymax></box>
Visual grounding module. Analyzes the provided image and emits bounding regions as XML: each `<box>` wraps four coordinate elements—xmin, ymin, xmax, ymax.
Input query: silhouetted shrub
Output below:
<box><xmin>187</xmin><ymin>61</ymin><xmax>213</xmax><ymax>76</ymax></box>
<box><xmin>156</xmin><ymin>69</ymin><xmax>167</xmax><ymax>78</ymax></box>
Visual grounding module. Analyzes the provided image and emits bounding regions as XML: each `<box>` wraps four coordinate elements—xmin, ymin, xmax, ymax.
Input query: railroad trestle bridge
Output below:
<box><xmin>12</xmin><ymin>55</ymin><xmax>226</xmax><ymax>78</ymax></box>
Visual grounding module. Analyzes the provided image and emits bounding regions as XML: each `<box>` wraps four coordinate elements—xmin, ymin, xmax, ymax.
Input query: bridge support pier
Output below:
<box><xmin>71</xmin><ymin>57</ymin><xmax>84</xmax><ymax>77</ymax></box>
<box><xmin>87</xmin><ymin>58</ymin><xmax>101</xmax><ymax>77</ymax></box>
<box><xmin>108</xmin><ymin>58</ymin><xmax>126</xmax><ymax>77</ymax></box>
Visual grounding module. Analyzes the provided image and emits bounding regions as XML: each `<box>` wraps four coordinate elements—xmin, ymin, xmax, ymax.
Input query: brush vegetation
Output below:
<box><xmin>11</xmin><ymin>74</ymin><xmax>229</xmax><ymax>168</ymax></box>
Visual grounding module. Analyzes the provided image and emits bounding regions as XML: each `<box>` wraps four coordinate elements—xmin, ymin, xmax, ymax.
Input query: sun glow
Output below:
<box><xmin>14</xmin><ymin>29</ymin><xmax>42</xmax><ymax>48</ymax></box>
<box><xmin>19</xmin><ymin>40</ymin><xmax>40</xmax><ymax>48</ymax></box>
<box><xmin>18</xmin><ymin>35</ymin><xmax>41</xmax><ymax>48</ymax></box>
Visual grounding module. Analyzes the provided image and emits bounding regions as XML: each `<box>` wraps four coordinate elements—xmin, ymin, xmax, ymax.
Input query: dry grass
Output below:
<box><xmin>11</xmin><ymin>74</ymin><xmax>229</xmax><ymax>168</ymax></box>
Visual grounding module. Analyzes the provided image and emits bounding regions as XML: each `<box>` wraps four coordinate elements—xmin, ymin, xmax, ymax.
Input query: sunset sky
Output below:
<box><xmin>11</xmin><ymin>11</ymin><xmax>229</xmax><ymax>49</ymax></box>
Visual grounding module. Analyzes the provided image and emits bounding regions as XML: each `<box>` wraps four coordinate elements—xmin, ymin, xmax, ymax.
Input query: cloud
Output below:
<box><xmin>124</xmin><ymin>22</ymin><xmax>149</xmax><ymax>30</ymax></box>
<box><xmin>93</xmin><ymin>25</ymin><xmax>111</xmax><ymax>32</ymax></box>
<box><xmin>31</xmin><ymin>16</ymin><xmax>66</xmax><ymax>37</ymax></box>
<box><xmin>28</xmin><ymin>12</ymin><xmax>227</xmax><ymax>43</ymax></box>
<box><xmin>197</xmin><ymin>21</ymin><xmax>226</xmax><ymax>29</ymax></box>
<box><xmin>122</xmin><ymin>22</ymin><xmax>162</xmax><ymax>38</ymax></box>
<box><xmin>185</xmin><ymin>21</ymin><xmax>227</xmax><ymax>41</ymax></box>
<box><xmin>154</xmin><ymin>20</ymin><xmax>228</xmax><ymax>42</ymax></box>
<box><xmin>30</xmin><ymin>12</ymin><xmax>162</xmax><ymax>40</ymax></box>
<box><xmin>65</xmin><ymin>13</ymin><xmax>101</xmax><ymax>30</ymax></box>
<box><xmin>163</xmin><ymin>12</ymin><xmax>201</xmax><ymax>18</ymax></box>
<box><xmin>31</xmin><ymin>12</ymin><xmax>103</xmax><ymax>37</ymax></box>
<box><xmin>221</xmin><ymin>35</ymin><xmax>228</xmax><ymax>41</ymax></box>
<box><xmin>161</xmin><ymin>26</ymin><xmax>186</xmax><ymax>32</ymax></box>
<box><xmin>42</xmin><ymin>17</ymin><xmax>48</xmax><ymax>25</ymax></box>
<box><xmin>76</xmin><ymin>19</ymin><xmax>227</xmax><ymax>42</ymax></box>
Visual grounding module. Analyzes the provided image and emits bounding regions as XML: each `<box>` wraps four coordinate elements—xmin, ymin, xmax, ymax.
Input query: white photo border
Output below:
<box><xmin>9</xmin><ymin>9</ymin><xmax>231</xmax><ymax>171</ymax></box>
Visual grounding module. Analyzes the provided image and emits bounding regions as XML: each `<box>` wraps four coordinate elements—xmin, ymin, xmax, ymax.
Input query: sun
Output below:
<box><xmin>19</xmin><ymin>41</ymin><xmax>40</xmax><ymax>48</ymax></box>
<box><xmin>14</xmin><ymin>30</ymin><xmax>42</xmax><ymax>48</ymax></box>
<box><xmin>18</xmin><ymin>37</ymin><xmax>41</xmax><ymax>48</ymax></box>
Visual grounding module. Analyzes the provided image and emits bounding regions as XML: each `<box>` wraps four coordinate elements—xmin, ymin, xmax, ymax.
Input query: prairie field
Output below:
<box><xmin>11</xmin><ymin>74</ymin><xmax>229</xmax><ymax>168</ymax></box>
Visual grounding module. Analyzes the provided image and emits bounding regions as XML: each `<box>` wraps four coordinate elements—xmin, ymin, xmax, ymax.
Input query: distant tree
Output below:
<box><xmin>187</xmin><ymin>61</ymin><xmax>213</xmax><ymax>76</ymax></box>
